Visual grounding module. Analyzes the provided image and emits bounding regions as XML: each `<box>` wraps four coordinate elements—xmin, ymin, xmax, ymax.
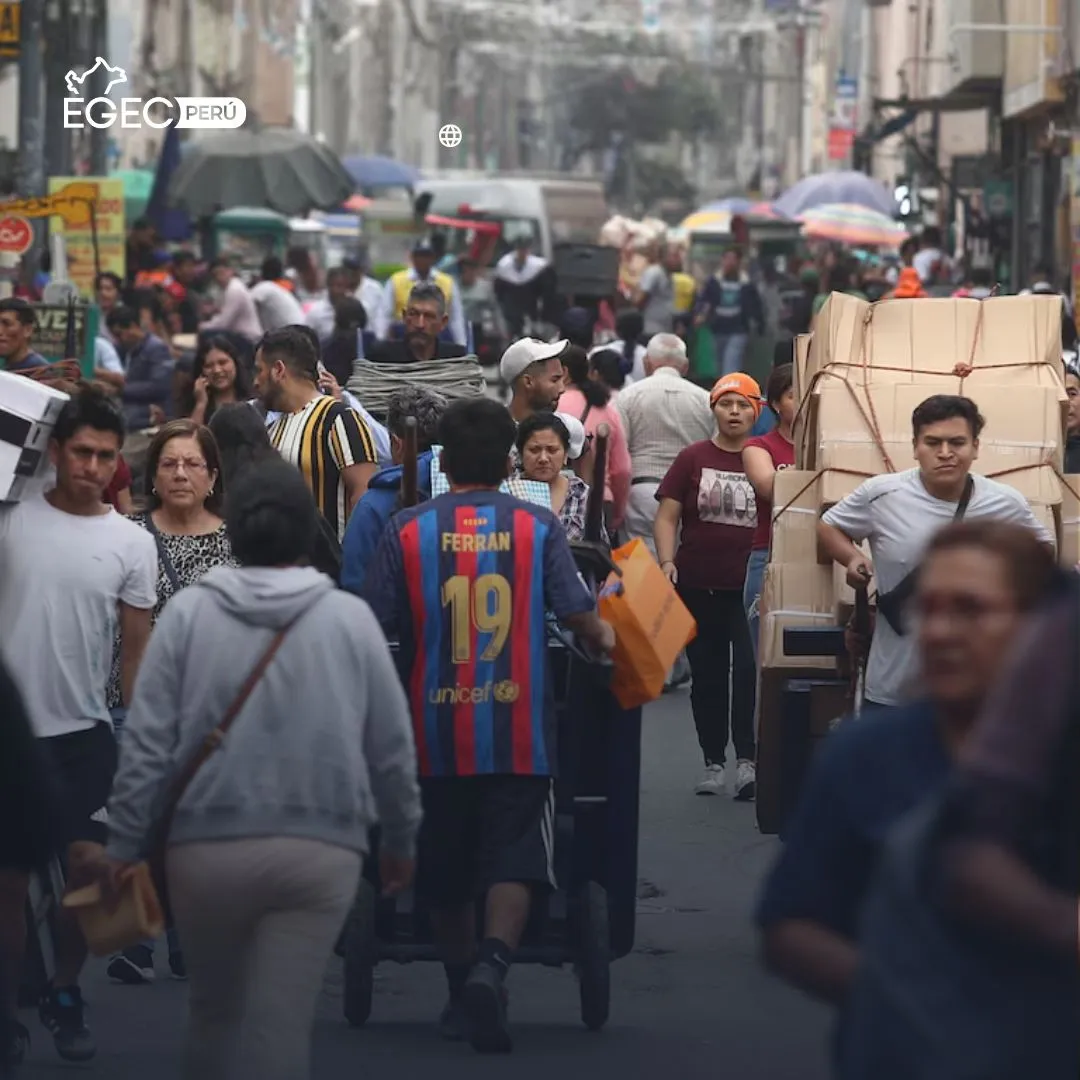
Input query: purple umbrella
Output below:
<box><xmin>775</xmin><ymin>171</ymin><xmax>896</xmax><ymax>218</ymax></box>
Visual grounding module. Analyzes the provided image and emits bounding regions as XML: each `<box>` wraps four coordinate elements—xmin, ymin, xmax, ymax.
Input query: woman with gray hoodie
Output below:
<box><xmin>93</xmin><ymin>458</ymin><xmax>422</xmax><ymax>1080</ymax></box>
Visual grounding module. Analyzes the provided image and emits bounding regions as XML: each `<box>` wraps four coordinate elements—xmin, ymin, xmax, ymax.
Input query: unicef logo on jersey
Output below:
<box><xmin>697</xmin><ymin>468</ymin><xmax>758</xmax><ymax>528</ymax></box>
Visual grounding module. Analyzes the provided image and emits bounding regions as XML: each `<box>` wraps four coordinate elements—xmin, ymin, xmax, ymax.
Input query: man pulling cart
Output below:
<box><xmin>360</xmin><ymin>397</ymin><xmax>620</xmax><ymax>1053</ymax></box>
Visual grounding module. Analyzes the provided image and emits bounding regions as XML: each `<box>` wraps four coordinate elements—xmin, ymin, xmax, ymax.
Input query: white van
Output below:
<box><xmin>414</xmin><ymin>175</ymin><xmax>609</xmax><ymax>262</ymax></box>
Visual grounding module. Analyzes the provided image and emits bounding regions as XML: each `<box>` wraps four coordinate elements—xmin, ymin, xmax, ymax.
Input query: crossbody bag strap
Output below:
<box><xmin>143</xmin><ymin>513</ymin><xmax>182</xmax><ymax>593</ymax></box>
<box><xmin>161</xmin><ymin>609</ymin><xmax>307</xmax><ymax>820</ymax></box>
<box><xmin>953</xmin><ymin>474</ymin><xmax>975</xmax><ymax>520</ymax></box>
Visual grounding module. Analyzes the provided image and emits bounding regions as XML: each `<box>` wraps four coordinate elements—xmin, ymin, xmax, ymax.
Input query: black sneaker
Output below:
<box><xmin>38</xmin><ymin>985</ymin><xmax>96</xmax><ymax>1062</ymax></box>
<box><xmin>107</xmin><ymin>944</ymin><xmax>155</xmax><ymax>985</ymax></box>
<box><xmin>437</xmin><ymin>997</ymin><xmax>467</xmax><ymax>1041</ymax></box>
<box><xmin>1</xmin><ymin>1019</ymin><xmax>30</xmax><ymax>1069</ymax></box>
<box><xmin>168</xmin><ymin>950</ymin><xmax>187</xmax><ymax>981</ymax></box>
<box><xmin>463</xmin><ymin>962</ymin><xmax>512</xmax><ymax>1053</ymax></box>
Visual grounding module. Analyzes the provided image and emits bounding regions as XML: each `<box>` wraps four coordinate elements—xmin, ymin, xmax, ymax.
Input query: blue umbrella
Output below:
<box><xmin>342</xmin><ymin>154</ymin><xmax>420</xmax><ymax>191</ymax></box>
<box><xmin>774</xmin><ymin>171</ymin><xmax>896</xmax><ymax>219</ymax></box>
<box><xmin>145</xmin><ymin>125</ymin><xmax>193</xmax><ymax>240</ymax></box>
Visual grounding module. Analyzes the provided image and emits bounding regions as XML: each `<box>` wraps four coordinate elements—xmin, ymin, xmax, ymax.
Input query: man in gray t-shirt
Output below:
<box><xmin>817</xmin><ymin>395</ymin><xmax>1052</xmax><ymax>708</ymax></box>
<box><xmin>636</xmin><ymin>246</ymin><xmax>678</xmax><ymax>336</ymax></box>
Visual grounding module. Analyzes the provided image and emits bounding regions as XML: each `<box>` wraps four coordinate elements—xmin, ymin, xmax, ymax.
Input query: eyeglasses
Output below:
<box><xmin>158</xmin><ymin>458</ymin><xmax>208</xmax><ymax>473</ymax></box>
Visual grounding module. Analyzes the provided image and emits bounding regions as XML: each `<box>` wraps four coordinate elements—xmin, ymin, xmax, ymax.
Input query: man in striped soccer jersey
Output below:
<box><xmin>364</xmin><ymin>396</ymin><xmax>615</xmax><ymax>1054</ymax></box>
<box><xmin>254</xmin><ymin>325</ymin><xmax>378</xmax><ymax>542</ymax></box>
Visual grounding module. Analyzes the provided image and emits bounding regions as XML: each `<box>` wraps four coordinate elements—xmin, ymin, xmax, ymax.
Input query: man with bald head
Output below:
<box><xmin>615</xmin><ymin>333</ymin><xmax>714</xmax><ymax>552</ymax></box>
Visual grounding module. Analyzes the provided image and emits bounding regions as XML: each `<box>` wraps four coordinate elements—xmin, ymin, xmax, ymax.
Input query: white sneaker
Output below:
<box><xmin>694</xmin><ymin>763</ymin><xmax>725</xmax><ymax>796</ymax></box>
<box><xmin>734</xmin><ymin>759</ymin><xmax>756</xmax><ymax>802</ymax></box>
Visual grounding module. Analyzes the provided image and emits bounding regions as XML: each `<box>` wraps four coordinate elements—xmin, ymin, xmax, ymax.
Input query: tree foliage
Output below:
<box><xmin>566</xmin><ymin>63</ymin><xmax>721</xmax><ymax>151</ymax></box>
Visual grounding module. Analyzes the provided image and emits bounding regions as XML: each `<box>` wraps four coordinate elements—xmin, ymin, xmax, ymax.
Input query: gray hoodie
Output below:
<box><xmin>106</xmin><ymin>565</ymin><xmax>421</xmax><ymax>862</ymax></box>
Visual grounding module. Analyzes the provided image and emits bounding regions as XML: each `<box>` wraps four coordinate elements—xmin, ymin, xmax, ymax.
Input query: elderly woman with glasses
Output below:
<box><xmin>105</xmin><ymin>418</ymin><xmax>236</xmax><ymax>985</ymax></box>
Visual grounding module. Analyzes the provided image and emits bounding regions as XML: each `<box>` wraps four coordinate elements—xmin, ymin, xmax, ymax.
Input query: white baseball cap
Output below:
<box><xmin>554</xmin><ymin>412</ymin><xmax>587</xmax><ymax>460</ymax></box>
<box><xmin>499</xmin><ymin>338</ymin><xmax>569</xmax><ymax>384</ymax></box>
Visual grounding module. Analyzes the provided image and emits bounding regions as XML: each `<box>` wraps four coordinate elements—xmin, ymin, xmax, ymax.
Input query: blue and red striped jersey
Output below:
<box><xmin>364</xmin><ymin>490</ymin><xmax>594</xmax><ymax>778</ymax></box>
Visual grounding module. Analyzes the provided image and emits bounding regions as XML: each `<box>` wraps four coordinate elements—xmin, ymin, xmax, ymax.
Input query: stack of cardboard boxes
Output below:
<box><xmin>0</xmin><ymin>370</ymin><xmax>70</xmax><ymax>503</ymax></box>
<box><xmin>755</xmin><ymin>293</ymin><xmax>1078</xmax><ymax>831</ymax></box>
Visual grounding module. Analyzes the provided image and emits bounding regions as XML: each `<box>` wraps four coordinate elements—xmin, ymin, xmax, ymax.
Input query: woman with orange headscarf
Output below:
<box><xmin>653</xmin><ymin>373</ymin><xmax>763</xmax><ymax>802</ymax></box>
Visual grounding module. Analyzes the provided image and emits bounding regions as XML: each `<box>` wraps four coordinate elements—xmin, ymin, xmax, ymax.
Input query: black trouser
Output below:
<box><xmin>678</xmin><ymin>586</ymin><xmax>756</xmax><ymax>765</ymax></box>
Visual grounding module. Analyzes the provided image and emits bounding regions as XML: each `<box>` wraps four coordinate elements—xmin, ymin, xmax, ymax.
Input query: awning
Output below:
<box><xmin>426</xmin><ymin>213</ymin><xmax>501</xmax><ymax>234</ymax></box>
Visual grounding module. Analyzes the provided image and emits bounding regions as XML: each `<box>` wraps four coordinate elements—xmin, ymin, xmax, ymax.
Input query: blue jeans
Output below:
<box><xmin>743</xmin><ymin>548</ymin><xmax>769</xmax><ymax>667</ymax></box>
<box><xmin>714</xmin><ymin>332</ymin><xmax>749</xmax><ymax>376</ymax></box>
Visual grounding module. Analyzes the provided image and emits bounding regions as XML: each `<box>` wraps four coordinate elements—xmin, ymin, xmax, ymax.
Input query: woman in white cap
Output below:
<box><xmin>514</xmin><ymin>411</ymin><xmax>602</xmax><ymax>542</ymax></box>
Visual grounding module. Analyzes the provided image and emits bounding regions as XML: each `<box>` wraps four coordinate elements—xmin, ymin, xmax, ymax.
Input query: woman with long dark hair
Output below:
<box><xmin>208</xmin><ymin>404</ymin><xmax>344</xmax><ymax>581</ymax></box>
<box><xmin>556</xmin><ymin>346</ymin><xmax>631</xmax><ymax>533</ymax></box>
<box><xmin>591</xmin><ymin>309</ymin><xmax>646</xmax><ymax>385</ymax></box>
<box><xmin>182</xmin><ymin>336</ymin><xmax>254</xmax><ymax>426</ymax></box>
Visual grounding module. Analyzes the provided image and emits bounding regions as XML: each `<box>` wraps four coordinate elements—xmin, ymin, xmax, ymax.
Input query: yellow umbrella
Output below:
<box><xmin>679</xmin><ymin>209</ymin><xmax>734</xmax><ymax>231</ymax></box>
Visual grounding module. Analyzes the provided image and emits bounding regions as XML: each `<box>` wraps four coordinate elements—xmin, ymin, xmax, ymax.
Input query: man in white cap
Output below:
<box><xmin>500</xmin><ymin>337</ymin><xmax>568</xmax><ymax>424</ymax></box>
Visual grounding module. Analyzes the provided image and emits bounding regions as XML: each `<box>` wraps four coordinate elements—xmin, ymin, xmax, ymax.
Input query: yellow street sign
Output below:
<box><xmin>0</xmin><ymin>183</ymin><xmax>103</xmax><ymax>229</ymax></box>
<box><xmin>0</xmin><ymin>2</ymin><xmax>19</xmax><ymax>58</ymax></box>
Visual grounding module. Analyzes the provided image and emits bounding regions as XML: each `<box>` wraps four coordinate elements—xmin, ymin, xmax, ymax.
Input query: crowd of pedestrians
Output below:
<box><xmin>1</xmin><ymin>233</ymin><xmax>1078</xmax><ymax>1080</ymax></box>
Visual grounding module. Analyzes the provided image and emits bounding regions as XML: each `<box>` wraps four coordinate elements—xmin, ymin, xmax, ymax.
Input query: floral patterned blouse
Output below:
<box><xmin>106</xmin><ymin>514</ymin><xmax>236</xmax><ymax>710</ymax></box>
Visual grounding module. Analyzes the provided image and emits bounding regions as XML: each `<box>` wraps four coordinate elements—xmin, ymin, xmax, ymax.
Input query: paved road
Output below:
<box><xmin>19</xmin><ymin>691</ymin><xmax>831</xmax><ymax>1079</ymax></box>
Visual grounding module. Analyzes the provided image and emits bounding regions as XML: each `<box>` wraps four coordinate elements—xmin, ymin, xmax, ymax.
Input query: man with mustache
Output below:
<box><xmin>367</xmin><ymin>283</ymin><xmax>468</xmax><ymax>365</ymax></box>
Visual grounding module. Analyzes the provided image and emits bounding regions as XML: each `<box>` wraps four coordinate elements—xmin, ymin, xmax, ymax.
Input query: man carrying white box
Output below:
<box><xmin>816</xmin><ymin>394</ymin><xmax>1053</xmax><ymax>713</ymax></box>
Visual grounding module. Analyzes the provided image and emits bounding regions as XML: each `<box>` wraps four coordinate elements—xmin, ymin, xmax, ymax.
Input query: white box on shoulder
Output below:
<box><xmin>0</xmin><ymin>370</ymin><xmax>71</xmax><ymax>503</ymax></box>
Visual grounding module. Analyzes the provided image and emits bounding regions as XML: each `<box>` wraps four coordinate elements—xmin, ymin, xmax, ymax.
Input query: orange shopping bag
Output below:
<box><xmin>598</xmin><ymin>539</ymin><xmax>697</xmax><ymax>708</ymax></box>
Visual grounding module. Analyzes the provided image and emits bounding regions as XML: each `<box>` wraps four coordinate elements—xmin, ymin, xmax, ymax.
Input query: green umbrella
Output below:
<box><xmin>166</xmin><ymin>128</ymin><xmax>354</xmax><ymax>219</ymax></box>
<box><xmin>112</xmin><ymin>168</ymin><xmax>155</xmax><ymax>222</ymax></box>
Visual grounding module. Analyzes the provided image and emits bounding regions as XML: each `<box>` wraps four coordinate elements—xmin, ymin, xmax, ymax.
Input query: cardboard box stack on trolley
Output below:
<box><xmin>756</xmin><ymin>292</ymin><xmax>1080</xmax><ymax>832</ymax></box>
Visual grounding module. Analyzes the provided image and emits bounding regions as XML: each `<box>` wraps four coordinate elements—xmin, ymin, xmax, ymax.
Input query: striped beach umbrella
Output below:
<box><xmin>798</xmin><ymin>203</ymin><xmax>908</xmax><ymax>248</ymax></box>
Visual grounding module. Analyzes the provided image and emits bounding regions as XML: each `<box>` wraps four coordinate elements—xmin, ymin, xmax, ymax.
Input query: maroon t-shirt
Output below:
<box><xmin>103</xmin><ymin>455</ymin><xmax>131</xmax><ymax>509</ymax></box>
<box><xmin>744</xmin><ymin>429</ymin><xmax>796</xmax><ymax>550</ymax></box>
<box><xmin>656</xmin><ymin>440</ymin><xmax>757</xmax><ymax>591</ymax></box>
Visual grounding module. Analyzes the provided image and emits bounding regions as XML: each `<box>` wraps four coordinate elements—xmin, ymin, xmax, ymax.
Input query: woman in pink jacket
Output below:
<box><xmin>557</xmin><ymin>345</ymin><xmax>631</xmax><ymax>534</ymax></box>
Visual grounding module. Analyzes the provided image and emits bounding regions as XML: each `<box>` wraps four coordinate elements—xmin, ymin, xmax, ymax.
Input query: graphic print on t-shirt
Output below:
<box><xmin>696</xmin><ymin>468</ymin><xmax>757</xmax><ymax>529</ymax></box>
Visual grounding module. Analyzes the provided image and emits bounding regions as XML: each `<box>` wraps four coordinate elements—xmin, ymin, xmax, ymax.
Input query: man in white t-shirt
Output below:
<box><xmin>818</xmin><ymin>394</ymin><xmax>1052</xmax><ymax>711</ymax></box>
<box><xmin>0</xmin><ymin>389</ymin><xmax>156</xmax><ymax>1066</ymax></box>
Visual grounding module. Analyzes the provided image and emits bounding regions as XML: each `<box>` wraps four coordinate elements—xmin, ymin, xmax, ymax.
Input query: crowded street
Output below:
<box><xmin>3</xmin><ymin>2</ymin><xmax>1080</xmax><ymax>1079</ymax></box>
<box><xmin>18</xmin><ymin>694</ymin><xmax>832</xmax><ymax>1080</ymax></box>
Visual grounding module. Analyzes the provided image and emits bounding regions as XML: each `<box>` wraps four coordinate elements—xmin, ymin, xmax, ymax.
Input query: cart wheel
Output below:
<box><xmin>576</xmin><ymin>880</ymin><xmax>610</xmax><ymax>1032</ymax></box>
<box><xmin>342</xmin><ymin>879</ymin><xmax>377</xmax><ymax>1028</ymax></box>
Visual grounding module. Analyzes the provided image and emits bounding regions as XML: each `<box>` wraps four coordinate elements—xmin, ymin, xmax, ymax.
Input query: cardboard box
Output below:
<box><xmin>0</xmin><ymin>371</ymin><xmax>70</xmax><ymax>503</ymax></box>
<box><xmin>794</xmin><ymin>333</ymin><xmax>812</xmax><ymax>407</ymax></box>
<box><xmin>769</xmin><ymin>469</ymin><xmax>863</xmax><ymax>563</ymax></box>
<box><xmin>806</xmin><ymin>383</ymin><xmax>1065</xmax><ymax>504</ymax></box>
<box><xmin>760</xmin><ymin>561</ymin><xmax>838</xmax><ymax>671</ymax></box>
<box><xmin>1059</xmin><ymin>475</ymin><xmax>1080</xmax><ymax>568</ymax></box>
<box><xmin>806</xmin><ymin>293</ymin><xmax>1066</xmax><ymax>393</ymax></box>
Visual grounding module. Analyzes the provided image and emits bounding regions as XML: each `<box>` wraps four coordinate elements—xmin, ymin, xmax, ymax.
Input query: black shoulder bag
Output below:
<box><xmin>876</xmin><ymin>475</ymin><xmax>974</xmax><ymax>636</ymax></box>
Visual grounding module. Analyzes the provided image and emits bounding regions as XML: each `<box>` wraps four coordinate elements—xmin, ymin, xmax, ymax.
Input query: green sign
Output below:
<box><xmin>982</xmin><ymin>180</ymin><xmax>1013</xmax><ymax>221</ymax></box>
<box><xmin>31</xmin><ymin>303</ymin><xmax>99</xmax><ymax>378</ymax></box>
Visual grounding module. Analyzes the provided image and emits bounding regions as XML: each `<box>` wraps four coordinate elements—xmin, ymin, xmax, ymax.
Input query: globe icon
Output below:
<box><xmin>439</xmin><ymin>124</ymin><xmax>463</xmax><ymax>149</ymax></box>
